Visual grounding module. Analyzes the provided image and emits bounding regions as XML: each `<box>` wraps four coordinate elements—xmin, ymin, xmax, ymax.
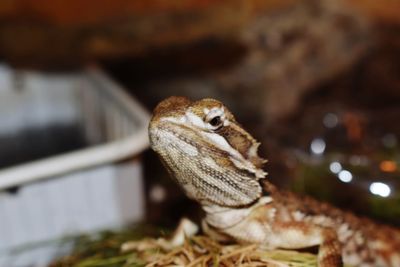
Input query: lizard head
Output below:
<box><xmin>149</xmin><ymin>96</ymin><xmax>267</xmax><ymax>207</ymax></box>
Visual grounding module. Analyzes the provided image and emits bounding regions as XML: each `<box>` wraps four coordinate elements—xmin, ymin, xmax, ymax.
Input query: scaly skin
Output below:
<box><xmin>149</xmin><ymin>96</ymin><xmax>400</xmax><ymax>267</ymax></box>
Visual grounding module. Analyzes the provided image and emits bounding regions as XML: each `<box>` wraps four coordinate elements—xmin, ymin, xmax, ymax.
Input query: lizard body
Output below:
<box><xmin>149</xmin><ymin>96</ymin><xmax>400</xmax><ymax>267</ymax></box>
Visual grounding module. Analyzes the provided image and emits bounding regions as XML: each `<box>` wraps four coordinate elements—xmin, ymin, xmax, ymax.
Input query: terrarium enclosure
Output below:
<box><xmin>0</xmin><ymin>0</ymin><xmax>399</xmax><ymax>266</ymax></box>
<box><xmin>0</xmin><ymin>66</ymin><xmax>149</xmax><ymax>266</ymax></box>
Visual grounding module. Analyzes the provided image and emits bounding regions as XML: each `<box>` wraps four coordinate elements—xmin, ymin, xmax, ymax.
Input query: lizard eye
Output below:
<box><xmin>207</xmin><ymin>116</ymin><xmax>223</xmax><ymax>129</ymax></box>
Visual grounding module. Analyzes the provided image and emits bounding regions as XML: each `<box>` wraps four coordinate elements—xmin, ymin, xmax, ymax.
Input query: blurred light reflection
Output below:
<box><xmin>338</xmin><ymin>170</ymin><xmax>352</xmax><ymax>183</ymax></box>
<box><xmin>382</xmin><ymin>134</ymin><xmax>397</xmax><ymax>148</ymax></box>
<box><xmin>329</xmin><ymin>161</ymin><xmax>342</xmax><ymax>173</ymax></box>
<box><xmin>379</xmin><ymin>160</ymin><xmax>397</xmax><ymax>173</ymax></box>
<box><xmin>369</xmin><ymin>182</ymin><xmax>391</xmax><ymax>197</ymax></box>
<box><xmin>310</xmin><ymin>138</ymin><xmax>326</xmax><ymax>155</ymax></box>
<box><xmin>323</xmin><ymin>113</ymin><xmax>338</xmax><ymax>128</ymax></box>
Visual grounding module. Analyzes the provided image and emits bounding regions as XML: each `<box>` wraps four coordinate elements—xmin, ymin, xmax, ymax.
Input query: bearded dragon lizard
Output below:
<box><xmin>148</xmin><ymin>96</ymin><xmax>400</xmax><ymax>267</ymax></box>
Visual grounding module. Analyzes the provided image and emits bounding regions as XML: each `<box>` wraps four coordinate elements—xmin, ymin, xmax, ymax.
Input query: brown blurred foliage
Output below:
<box><xmin>0</xmin><ymin>0</ymin><xmax>398</xmax><ymax>68</ymax></box>
<box><xmin>0</xmin><ymin>0</ymin><xmax>298</xmax><ymax>67</ymax></box>
<box><xmin>347</xmin><ymin>0</ymin><xmax>400</xmax><ymax>24</ymax></box>
<box><xmin>0</xmin><ymin>0</ymin><xmax>238</xmax><ymax>25</ymax></box>
<box><xmin>1</xmin><ymin>0</ymin><xmax>398</xmax><ymax>26</ymax></box>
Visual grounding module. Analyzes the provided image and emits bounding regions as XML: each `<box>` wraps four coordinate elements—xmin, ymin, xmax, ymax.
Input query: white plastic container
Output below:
<box><xmin>0</xmin><ymin>65</ymin><xmax>150</xmax><ymax>266</ymax></box>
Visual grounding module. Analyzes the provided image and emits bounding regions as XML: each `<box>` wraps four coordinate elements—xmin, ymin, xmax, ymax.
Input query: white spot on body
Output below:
<box><xmin>344</xmin><ymin>253</ymin><xmax>362</xmax><ymax>267</ymax></box>
<box><xmin>368</xmin><ymin>240</ymin><xmax>387</xmax><ymax>250</ymax></box>
<box><xmin>337</xmin><ymin>223</ymin><xmax>353</xmax><ymax>243</ymax></box>
<box><xmin>311</xmin><ymin>215</ymin><xmax>335</xmax><ymax>227</ymax></box>
<box><xmin>353</xmin><ymin>231</ymin><xmax>364</xmax><ymax>246</ymax></box>
<box><xmin>292</xmin><ymin>211</ymin><xmax>306</xmax><ymax>221</ymax></box>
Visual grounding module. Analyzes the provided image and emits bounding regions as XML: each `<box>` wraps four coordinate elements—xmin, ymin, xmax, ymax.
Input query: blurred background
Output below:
<box><xmin>0</xmin><ymin>0</ymin><xmax>399</xmax><ymax>266</ymax></box>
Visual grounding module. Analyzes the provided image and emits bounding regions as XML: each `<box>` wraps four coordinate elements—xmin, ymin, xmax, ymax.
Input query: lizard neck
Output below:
<box><xmin>202</xmin><ymin>196</ymin><xmax>274</xmax><ymax>230</ymax></box>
